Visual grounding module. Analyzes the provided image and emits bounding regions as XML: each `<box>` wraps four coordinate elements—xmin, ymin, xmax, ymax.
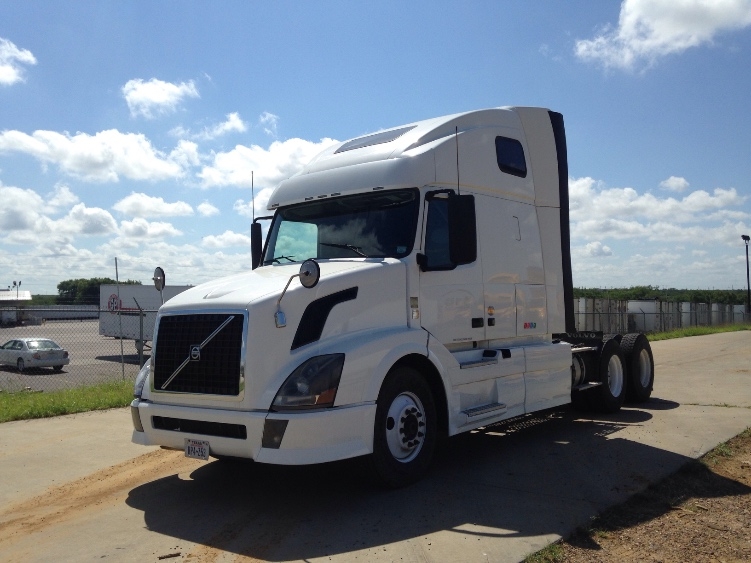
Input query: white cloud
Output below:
<box><xmin>570</xmin><ymin>176</ymin><xmax>746</xmax><ymax>225</ymax></box>
<box><xmin>201</xmin><ymin>230</ymin><xmax>252</xmax><ymax>249</ymax></box>
<box><xmin>122</xmin><ymin>78</ymin><xmax>200</xmax><ymax>119</ymax></box>
<box><xmin>0</xmin><ymin>37</ymin><xmax>36</xmax><ymax>86</ymax></box>
<box><xmin>0</xmin><ymin>182</ymin><xmax>116</xmax><ymax>238</ymax></box>
<box><xmin>170</xmin><ymin>112</ymin><xmax>248</xmax><ymax>141</ymax></box>
<box><xmin>569</xmin><ymin>176</ymin><xmax>749</xmax><ymax>257</ymax></box>
<box><xmin>47</xmin><ymin>184</ymin><xmax>80</xmax><ymax>211</ymax></box>
<box><xmin>659</xmin><ymin>176</ymin><xmax>690</xmax><ymax>192</ymax></box>
<box><xmin>585</xmin><ymin>241</ymin><xmax>613</xmax><ymax>257</ymax></box>
<box><xmin>0</xmin><ymin>129</ymin><xmax>188</xmax><ymax>182</ymax></box>
<box><xmin>260</xmin><ymin>112</ymin><xmax>279</xmax><ymax>137</ymax></box>
<box><xmin>0</xmin><ymin>184</ymin><xmax>44</xmax><ymax>231</ymax></box>
<box><xmin>60</xmin><ymin>203</ymin><xmax>119</xmax><ymax>235</ymax></box>
<box><xmin>234</xmin><ymin>188</ymin><xmax>274</xmax><ymax>218</ymax></box>
<box><xmin>119</xmin><ymin>217</ymin><xmax>182</xmax><ymax>239</ymax></box>
<box><xmin>197</xmin><ymin>201</ymin><xmax>220</xmax><ymax>217</ymax></box>
<box><xmin>198</xmin><ymin>137</ymin><xmax>337</xmax><ymax>190</ymax></box>
<box><xmin>113</xmin><ymin>192</ymin><xmax>194</xmax><ymax>218</ymax></box>
<box><xmin>575</xmin><ymin>0</ymin><xmax>751</xmax><ymax>71</ymax></box>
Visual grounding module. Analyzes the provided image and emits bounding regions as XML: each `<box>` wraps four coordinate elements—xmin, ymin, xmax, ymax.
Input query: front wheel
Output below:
<box><xmin>370</xmin><ymin>366</ymin><xmax>437</xmax><ymax>488</ymax></box>
<box><xmin>17</xmin><ymin>358</ymin><xmax>25</xmax><ymax>372</ymax></box>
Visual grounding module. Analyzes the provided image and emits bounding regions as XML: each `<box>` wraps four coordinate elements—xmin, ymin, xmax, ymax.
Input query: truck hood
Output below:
<box><xmin>151</xmin><ymin>258</ymin><xmax>409</xmax><ymax>411</ymax></box>
<box><xmin>160</xmin><ymin>259</ymin><xmax>395</xmax><ymax>311</ymax></box>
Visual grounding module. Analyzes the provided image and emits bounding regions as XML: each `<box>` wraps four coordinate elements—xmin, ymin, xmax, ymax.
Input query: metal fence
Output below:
<box><xmin>573</xmin><ymin>299</ymin><xmax>749</xmax><ymax>333</ymax></box>
<box><xmin>0</xmin><ymin>307</ymin><xmax>157</xmax><ymax>393</ymax></box>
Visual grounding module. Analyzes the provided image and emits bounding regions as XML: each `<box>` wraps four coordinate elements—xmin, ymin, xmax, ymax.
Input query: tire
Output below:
<box><xmin>591</xmin><ymin>339</ymin><xmax>626</xmax><ymax>413</ymax></box>
<box><xmin>17</xmin><ymin>358</ymin><xmax>25</xmax><ymax>372</ymax></box>
<box><xmin>603</xmin><ymin>333</ymin><xmax>623</xmax><ymax>344</ymax></box>
<box><xmin>370</xmin><ymin>366</ymin><xmax>437</xmax><ymax>488</ymax></box>
<box><xmin>621</xmin><ymin>333</ymin><xmax>654</xmax><ymax>403</ymax></box>
<box><xmin>53</xmin><ymin>365</ymin><xmax>63</xmax><ymax>371</ymax></box>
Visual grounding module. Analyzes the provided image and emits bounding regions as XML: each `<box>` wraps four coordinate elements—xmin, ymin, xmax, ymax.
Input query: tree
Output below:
<box><xmin>56</xmin><ymin>278</ymin><xmax>141</xmax><ymax>304</ymax></box>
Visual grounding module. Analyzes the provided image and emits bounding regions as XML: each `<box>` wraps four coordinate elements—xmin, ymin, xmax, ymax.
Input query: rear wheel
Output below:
<box><xmin>17</xmin><ymin>358</ymin><xmax>25</xmax><ymax>372</ymax></box>
<box><xmin>591</xmin><ymin>339</ymin><xmax>626</xmax><ymax>413</ymax></box>
<box><xmin>621</xmin><ymin>333</ymin><xmax>654</xmax><ymax>402</ymax></box>
<box><xmin>53</xmin><ymin>365</ymin><xmax>64</xmax><ymax>372</ymax></box>
<box><xmin>370</xmin><ymin>366</ymin><xmax>437</xmax><ymax>488</ymax></box>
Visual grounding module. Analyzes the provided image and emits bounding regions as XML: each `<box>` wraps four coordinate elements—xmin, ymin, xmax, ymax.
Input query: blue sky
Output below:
<box><xmin>2</xmin><ymin>0</ymin><xmax>751</xmax><ymax>295</ymax></box>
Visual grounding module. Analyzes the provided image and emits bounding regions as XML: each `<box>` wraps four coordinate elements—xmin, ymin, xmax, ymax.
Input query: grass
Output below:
<box><xmin>0</xmin><ymin>380</ymin><xmax>134</xmax><ymax>423</ymax></box>
<box><xmin>647</xmin><ymin>323</ymin><xmax>750</xmax><ymax>341</ymax></box>
<box><xmin>523</xmin><ymin>543</ymin><xmax>564</xmax><ymax>563</ymax></box>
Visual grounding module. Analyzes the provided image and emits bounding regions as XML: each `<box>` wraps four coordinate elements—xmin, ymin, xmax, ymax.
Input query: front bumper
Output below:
<box><xmin>131</xmin><ymin>399</ymin><xmax>376</xmax><ymax>465</ymax></box>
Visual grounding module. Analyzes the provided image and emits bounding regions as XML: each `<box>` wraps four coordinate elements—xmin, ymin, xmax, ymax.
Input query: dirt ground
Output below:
<box><xmin>546</xmin><ymin>428</ymin><xmax>751</xmax><ymax>563</ymax></box>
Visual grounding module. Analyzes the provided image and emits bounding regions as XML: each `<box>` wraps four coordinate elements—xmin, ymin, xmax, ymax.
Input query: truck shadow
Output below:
<box><xmin>95</xmin><ymin>353</ymin><xmax>147</xmax><ymax>365</ymax></box>
<box><xmin>125</xmin><ymin>399</ymin><xmax>745</xmax><ymax>560</ymax></box>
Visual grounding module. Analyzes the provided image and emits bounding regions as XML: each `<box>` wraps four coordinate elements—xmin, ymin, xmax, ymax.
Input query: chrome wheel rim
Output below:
<box><xmin>385</xmin><ymin>391</ymin><xmax>426</xmax><ymax>463</ymax></box>
<box><xmin>638</xmin><ymin>349</ymin><xmax>651</xmax><ymax>387</ymax></box>
<box><xmin>607</xmin><ymin>355</ymin><xmax>624</xmax><ymax>396</ymax></box>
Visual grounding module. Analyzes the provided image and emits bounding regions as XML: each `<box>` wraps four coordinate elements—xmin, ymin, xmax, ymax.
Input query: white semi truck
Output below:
<box><xmin>131</xmin><ymin>107</ymin><xmax>655</xmax><ymax>487</ymax></box>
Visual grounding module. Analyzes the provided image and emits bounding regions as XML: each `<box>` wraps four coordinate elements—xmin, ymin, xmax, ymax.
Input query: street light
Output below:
<box><xmin>12</xmin><ymin>280</ymin><xmax>21</xmax><ymax>299</ymax></box>
<box><xmin>743</xmin><ymin>235</ymin><xmax>750</xmax><ymax>321</ymax></box>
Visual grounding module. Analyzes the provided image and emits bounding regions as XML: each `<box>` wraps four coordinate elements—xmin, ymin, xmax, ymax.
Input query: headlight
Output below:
<box><xmin>134</xmin><ymin>359</ymin><xmax>151</xmax><ymax>398</ymax></box>
<box><xmin>271</xmin><ymin>354</ymin><xmax>345</xmax><ymax>411</ymax></box>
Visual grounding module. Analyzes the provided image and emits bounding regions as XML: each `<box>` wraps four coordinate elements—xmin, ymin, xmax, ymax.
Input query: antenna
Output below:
<box><xmin>455</xmin><ymin>126</ymin><xmax>460</xmax><ymax>195</ymax></box>
<box><xmin>251</xmin><ymin>170</ymin><xmax>255</xmax><ymax>222</ymax></box>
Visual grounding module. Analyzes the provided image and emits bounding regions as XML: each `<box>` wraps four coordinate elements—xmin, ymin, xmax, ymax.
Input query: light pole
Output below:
<box><xmin>12</xmin><ymin>280</ymin><xmax>20</xmax><ymax>299</ymax></box>
<box><xmin>743</xmin><ymin>235</ymin><xmax>750</xmax><ymax>321</ymax></box>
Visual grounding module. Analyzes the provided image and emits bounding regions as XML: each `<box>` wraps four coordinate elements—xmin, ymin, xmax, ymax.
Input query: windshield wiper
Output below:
<box><xmin>320</xmin><ymin>242</ymin><xmax>369</xmax><ymax>257</ymax></box>
<box><xmin>272</xmin><ymin>255</ymin><xmax>296</xmax><ymax>263</ymax></box>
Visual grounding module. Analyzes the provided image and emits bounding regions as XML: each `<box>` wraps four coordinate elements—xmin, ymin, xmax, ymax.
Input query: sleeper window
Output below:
<box><xmin>495</xmin><ymin>136</ymin><xmax>527</xmax><ymax>178</ymax></box>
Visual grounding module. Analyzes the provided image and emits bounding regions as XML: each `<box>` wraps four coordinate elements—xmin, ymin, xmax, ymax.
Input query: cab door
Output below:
<box><xmin>417</xmin><ymin>192</ymin><xmax>485</xmax><ymax>346</ymax></box>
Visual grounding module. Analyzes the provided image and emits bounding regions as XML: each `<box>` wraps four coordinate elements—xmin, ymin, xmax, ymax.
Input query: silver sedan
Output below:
<box><xmin>0</xmin><ymin>338</ymin><xmax>71</xmax><ymax>372</ymax></box>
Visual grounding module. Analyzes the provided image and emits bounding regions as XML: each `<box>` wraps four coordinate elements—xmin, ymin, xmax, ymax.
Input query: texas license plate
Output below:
<box><xmin>185</xmin><ymin>438</ymin><xmax>210</xmax><ymax>460</ymax></box>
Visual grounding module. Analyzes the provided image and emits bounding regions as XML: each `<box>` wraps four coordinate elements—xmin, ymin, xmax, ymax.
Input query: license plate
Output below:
<box><xmin>185</xmin><ymin>438</ymin><xmax>210</xmax><ymax>460</ymax></box>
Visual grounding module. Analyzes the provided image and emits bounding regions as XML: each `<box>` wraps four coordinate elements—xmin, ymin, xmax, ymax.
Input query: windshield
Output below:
<box><xmin>263</xmin><ymin>189</ymin><xmax>419</xmax><ymax>264</ymax></box>
<box><xmin>27</xmin><ymin>340</ymin><xmax>60</xmax><ymax>350</ymax></box>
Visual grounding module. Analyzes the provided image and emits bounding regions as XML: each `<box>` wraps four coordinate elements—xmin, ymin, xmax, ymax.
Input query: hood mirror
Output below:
<box><xmin>275</xmin><ymin>259</ymin><xmax>321</xmax><ymax>328</ymax></box>
<box><xmin>153</xmin><ymin>266</ymin><xmax>166</xmax><ymax>305</ymax></box>
<box><xmin>299</xmin><ymin>259</ymin><xmax>320</xmax><ymax>288</ymax></box>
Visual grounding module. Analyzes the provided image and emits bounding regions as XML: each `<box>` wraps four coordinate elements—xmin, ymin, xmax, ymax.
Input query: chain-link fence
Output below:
<box><xmin>574</xmin><ymin>299</ymin><xmax>749</xmax><ymax>333</ymax></box>
<box><xmin>0</xmin><ymin>307</ymin><xmax>157</xmax><ymax>393</ymax></box>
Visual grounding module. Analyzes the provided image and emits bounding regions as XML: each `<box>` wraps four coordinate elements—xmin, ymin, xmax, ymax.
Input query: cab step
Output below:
<box><xmin>462</xmin><ymin>402</ymin><xmax>507</xmax><ymax>418</ymax></box>
<box><xmin>571</xmin><ymin>381</ymin><xmax>602</xmax><ymax>391</ymax></box>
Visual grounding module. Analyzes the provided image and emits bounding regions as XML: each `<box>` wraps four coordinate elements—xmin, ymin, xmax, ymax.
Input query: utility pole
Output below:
<box><xmin>743</xmin><ymin>235</ymin><xmax>750</xmax><ymax>321</ymax></box>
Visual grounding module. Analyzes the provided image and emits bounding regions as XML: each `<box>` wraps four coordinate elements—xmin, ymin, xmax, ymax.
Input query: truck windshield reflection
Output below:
<box><xmin>263</xmin><ymin>188</ymin><xmax>419</xmax><ymax>265</ymax></box>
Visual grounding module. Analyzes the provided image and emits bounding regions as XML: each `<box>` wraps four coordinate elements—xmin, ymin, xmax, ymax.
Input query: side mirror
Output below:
<box><xmin>152</xmin><ymin>267</ymin><xmax>165</xmax><ymax>291</ymax></box>
<box><xmin>251</xmin><ymin>222</ymin><xmax>263</xmax><ymax>270</ymax></box>
<box><xmin>448</xmin><ymin>194</ymin><xmax>476</xmax><ymax>265</ymax></box>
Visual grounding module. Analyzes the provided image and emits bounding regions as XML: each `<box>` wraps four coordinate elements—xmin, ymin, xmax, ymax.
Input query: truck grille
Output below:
<box><xmin>153</xmin><ymin>313</ymin><xmax>245</xmax><ymax>396</ymax></box>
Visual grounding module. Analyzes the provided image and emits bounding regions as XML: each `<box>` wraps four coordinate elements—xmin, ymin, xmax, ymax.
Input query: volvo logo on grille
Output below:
<box><xmin>190</xmin><ymin>345</ymin><xmax>201</xmax><ymax>361</ymax></box>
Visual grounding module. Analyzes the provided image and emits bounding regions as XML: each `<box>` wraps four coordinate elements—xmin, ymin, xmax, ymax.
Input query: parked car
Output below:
<box><xmin>0</xmin><ymin>338</ymin><xmax>70</xmax><ymax>372</ymax></box>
